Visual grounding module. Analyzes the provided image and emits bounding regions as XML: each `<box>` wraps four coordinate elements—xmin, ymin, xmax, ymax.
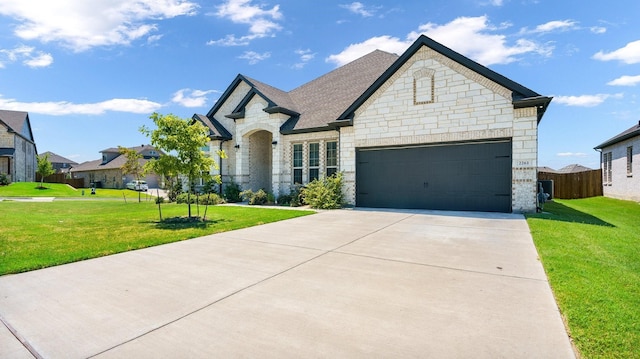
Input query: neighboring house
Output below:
<box><xmin>195</xmin><ymin>35</ymin><xmax>551</xmax><ymax>213</ymax></box>
<box><xmin>0</xmin><ymin>110</ymin><xmax>37</xmax><ymax>182</ymax></box>
<box><xmin>40</xmin><ymin>151</ymin><xmax>78</xmax><ymax>174</ymax></box>
<box><xmin>594</xmin><ymin>120</ymin><xmax>640</xmax><ymax>201</ymax></box>
<box><xmin>71</xmin><ymin>145</ymin><xmax>162</xmax><ymax>189</ymax></box>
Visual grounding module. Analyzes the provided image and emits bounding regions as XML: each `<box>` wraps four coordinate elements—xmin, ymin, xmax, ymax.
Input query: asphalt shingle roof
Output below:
<box><xmin>0</xmin><ymin>109</ymin><xmax>34</xmax><ymax>142</ymax></box>
<box><xmin>594</xmin><ymin>121</ymin><xmax>640</xmax><ymax>149</ymax></box>
<box><xmin>40</xmin><ymin>151</ymin><xmax>78</xmax><ymax>165</ymax></box>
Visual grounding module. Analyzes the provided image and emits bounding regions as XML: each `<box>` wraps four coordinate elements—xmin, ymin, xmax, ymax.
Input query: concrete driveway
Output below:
<box><xmin>0</xmin><ymin>209</ymin><xmax>575</xmax><ymax>358</ymax></box>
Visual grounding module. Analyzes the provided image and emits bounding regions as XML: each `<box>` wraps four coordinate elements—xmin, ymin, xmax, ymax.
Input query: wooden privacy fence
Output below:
<box><xmin>36</xmin><ymin>173</ymin><xmax>85</xmax><ymax>189</ymax></box>
<box><xmin>538</xmin><ymin>169</ymin><xmax>603</xmax><ymax>199</ymax></box>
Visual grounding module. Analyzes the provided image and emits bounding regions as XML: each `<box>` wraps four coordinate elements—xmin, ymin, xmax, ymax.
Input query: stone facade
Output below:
<box><xmin>200</xmin><ymin>35</ymin><xmax>549</xmax><ymax>212</ymax></box>
<box><xmin>348</xmin><ymin>47</ymin><xmax>539</xmax><ymax>212</ymax></box>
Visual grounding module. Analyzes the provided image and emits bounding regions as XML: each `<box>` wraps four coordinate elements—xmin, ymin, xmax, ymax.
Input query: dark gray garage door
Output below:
<box><xmin>356</xmin><ymin>140</ymin><xmax>512</xmax><ymax>212</ymax></box>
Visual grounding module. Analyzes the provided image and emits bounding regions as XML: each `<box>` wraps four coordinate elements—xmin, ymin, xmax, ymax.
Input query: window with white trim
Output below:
<box><xmin>309</xmin><ymin>143</ymin><xmax>320</xmax><ymax>182</ymax></box>
<box><xmin>293</xmin><ymin>144</ymin><xmax>303</xmax><ymax>184</ymax></box>
<box><xmin>326</xmin><ymin>141</ymin><xmax>338</xmax><ymax>177</ymax></box>
<box><xmin>604</xmin><ymin>152</ymin><xmax>612</xmax><ymax>185</ymax></box>
<box><xmin>627</xmin><ymin>146</ymin><xmax>633</xmax><ymax>177</ymax></box>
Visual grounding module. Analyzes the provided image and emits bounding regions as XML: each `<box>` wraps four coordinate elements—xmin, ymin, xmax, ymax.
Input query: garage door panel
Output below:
<box><xmin>356</xmin><ymin>141</ymin><xmax>512</xmax><ymax>212</ymax></box>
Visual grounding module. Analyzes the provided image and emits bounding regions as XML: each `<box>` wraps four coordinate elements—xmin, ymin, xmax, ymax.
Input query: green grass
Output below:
<box><xmin>0</xmin><ymin>201</ymin><xmax>314</xmax><ymax>275</ymax></box>
<box><xmin>0</xmin><ymin>182</ymin><xmax>157</xmax><ymax>200</ymax></box>
<box><xmin>526</xmin><ymin>197</ymin><xmax>640</xmax><ymax>359</ymax></box>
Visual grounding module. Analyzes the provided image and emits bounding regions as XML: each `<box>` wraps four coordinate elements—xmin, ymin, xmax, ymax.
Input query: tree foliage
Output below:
<box><xmin>119</xmin><ymin>146</ymin><xmax>144</xmax><ymax>202</ymax></box>
<box><xmin>140</xmin><ymin>112</ymin><xmax>225</xmax><ymax>218</ymax></box>
<box><xmin>36</xmin><ymin>153</ymin><xmax>55</xmax><ymax>188</ymax></box>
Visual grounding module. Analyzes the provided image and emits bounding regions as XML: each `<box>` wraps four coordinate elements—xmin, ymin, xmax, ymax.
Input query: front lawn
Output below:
<box><xmin>526</xmin><ymin>197</ymin><xmax>640</xmax><ymax>359</ymax></box>
<box><xmin>0</xmin><ymin>182</ymin><xmax>156</xmax><ymax>200</ymax></box>
<box><xmin>0</xmin><ymin>201</ymin><xmax>314</xmax><ymax>275</ymax></box>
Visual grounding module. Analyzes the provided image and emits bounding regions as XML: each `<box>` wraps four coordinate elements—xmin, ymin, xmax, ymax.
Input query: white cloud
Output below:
<box><xmin>593</xmin><ymin>40</ymin><xmax>640</xmax><ymax>64</ymax></box>
<box><xmin>530</xmin><ymin>20</ymin><xmax>578</xmax><ymax>34</ymax></box>
<box><xmin>0</xmin><ymin>0</ymin><xmax>198</xmax><ymax>52</ymax></box>
<box><xmin>209</xmin><ymin>0</ymin><xmax>282</xmax><ymax>46</ymax></box>
<box><xmin>557</xmin><ymin>152</ymin><xmax>588</xmax><ymax>157</ymax></box>
<box><xmin>0</xmin><ymin>95</ymin><xmax>162</xmax><ymax>115</ymax></box>
<box><xmin>326</xmin><ymin>35</ymin><xmax>408</xmax><ymax>66</ymax></box>
<box><xmin>0</xmin><ymin>45</ymin><xmax>53</xmax><ymax>68</ymax></box>
<box><xmin>340</xmin><ymin>2</ymin><xmax>376</xmax><ymax>17</ymax></box>
<box><xmin>238</xmin><ymin>51</ymin><xmax>271</xmax><ymax>64</ymax></box>
<box><xmin>327</xmin><ymin>16</ymin><xmax>553</xmax><ymax>67</ymax></box>
<box><xmin>171</xmin><ymin>88</ymin><xmax>217</xmax><ymax>107</ymax></box>
<box><xmin>292</xmin><ymin>49</ymin><xmax>316</xmax><ymax>69</ymax></box>
<box><xmin>553</xmin><ymin>93</ymin><xmax>623</xmax><ymax>107</ymax></box>
<box><xmin>607</xmin><ymin>75</ymin><xmax>640</xmax><ymax>87</ymax></box>
<box><xmin>590</xmin><ymin>26</ymin><xmax>607</xmax><ymax>34</ymax></box>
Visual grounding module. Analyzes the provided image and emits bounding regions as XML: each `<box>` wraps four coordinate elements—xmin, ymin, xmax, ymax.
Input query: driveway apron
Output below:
<box><xmin>0</xmin><ymin>209</ymin><xmax>575</xmax><ymax>358</ymax></box>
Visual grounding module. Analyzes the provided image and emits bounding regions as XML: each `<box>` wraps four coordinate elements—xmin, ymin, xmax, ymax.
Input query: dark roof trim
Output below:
<box><xmin>206</xmin><ymin>74</ymin><xmax>247</xmax><ymax>118</ymax></box>
<box><xmin>264</xmin><ymin>106</ymin><xmax>300</xmax><ymax>117</ymax></box>
<box><xmin>192</xmin><ymin>114</ymin><xmax>233</xmax><ymax>141</ymax></box>
<box><xmin>513</xmin><ymin>95</ymin><xmax>553</xmax><ymax>123</ymax></box>
<box><xmin>594</xmin><ymin>122</ymin><xmax>640</xmax><ymax>149</ymax></box>
<box><xmin>337</xmin><ymin>34</ymin><xmax>547</xmax><ymax>123</ymax></box>
<box><xmin>280</xmin><ymin>125</ymin><xmax>338</xmax><ymax>135</ymax></box>
<box><xmin>0</xmin><ymin>148</ymin><xmax>16</xmax><ymax>156</ymax></box>
<box><xmin>225</xmin><ymin>111</ymin><xmax>245</xmax><ymax>120</ymax></box>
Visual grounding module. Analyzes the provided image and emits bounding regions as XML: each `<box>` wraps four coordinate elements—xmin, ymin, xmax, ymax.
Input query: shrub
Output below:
<box><xmin>166</xmin><ymin>179</ymin><xmax>182</xmax><ymax>202</ymax></box>
<box><xmin>303</xmin><ymin>172</ymin><xmax>344</xmax><ymax>209</ymax></box>
<box><xmin>240</xmin><ymin>189</ymin><xmax>269</xmax><ymax>205</ymax></box>
<box><xmin>223</xmin><ymin>181</ymin><xmax>242</xmax><ymax>203</ymax></box>
<box><xmin>155</xmin><ymin>196</ymin><xmax>165</xmax><ymax>204</ymax></box>
<box><xmin>277</xmin><ymin>193</ymin><xmax>292</xmax><ymax>206</ymax></box>
<box><xmin>175</xmin><ymin>192</ymin><xmax>195</xmax><ymax>204</ymax></box>
<box><xmin>289</xmin><ymin>184</ymin><xmax>305</xmax><ymax>207</ymax></box>
<box><xmin>198</xmin><ymin>193</ymin><xmax>223</xmax><ymax>205</ymax></box>
<box><xmin>0</xmin><ymin>173</ymin><xmax>10</xmax><ymax>186</ymax></box>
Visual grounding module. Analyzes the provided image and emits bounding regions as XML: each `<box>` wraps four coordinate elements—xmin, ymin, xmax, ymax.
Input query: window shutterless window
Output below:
<box><xmin>604</xmin><ymin>152</ymin><xmax>612</xmax><ymax>184</ymax></box>
<box><xmin>326</xmin><ymin>141</ymin><xmax>338</xmax><ymax>177</ymax></box>
<box><xmin>309</xmin><ymin>143</ymin><xmax>319</xmax><ymax>182</ymax></box>
<box><xmin>292</xmin><ymin>144</ymin><xmax>303</xmax><ymax>184</ymax></box>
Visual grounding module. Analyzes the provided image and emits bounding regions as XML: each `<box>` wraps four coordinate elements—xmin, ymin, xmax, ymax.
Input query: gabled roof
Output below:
<box><xmin>0</xmin><ymin>109</ymin><xmax>35</xmax><ymax>143</ymax></box>
<box><xmin>206</xmin><ymin>50</ymin><xmax>399</xmax><ymax>134</ymax></box>
<box><xmin>40</xmin><ymin>151</ymin><xmax>78</xmax><ymax>165</ymax></box>
<box><xmin>594</xmin><ymin>121</ymin><xmax>640</xmax><ymax>149</ymax></box>
<box><xmin>558</xmin><ymin>164</ymin><xmax>593</xmax><ymax>173</ymax></box>
<box><xmin>336</xmin><ymin>35</ymin><xmax>552</xmax><ymax>125</ymax></box>
<box><xmin>206</xmin><ymin>34</ymin><xmax>551</xmax><ymax>135</ymax></box>
<box><xmin>71</xmin><ymin>145</ymin><xmax>160</xmax><ymax>172</ymax></box>
<box><xmin>193</xmin><ymin>114</ymin><xmax>232</xmax><ymax>140</ymax></box>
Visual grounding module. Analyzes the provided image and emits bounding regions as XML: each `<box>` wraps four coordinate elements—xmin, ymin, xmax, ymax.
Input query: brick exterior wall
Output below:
<box><xmin>601</xmin><ymin>136</ymin><xmax>640</xmax><ymax>201</ymax></box>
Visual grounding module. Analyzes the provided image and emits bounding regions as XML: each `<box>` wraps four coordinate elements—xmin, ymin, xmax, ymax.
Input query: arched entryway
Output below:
<box><xmin>247</xmin><ymin>130</ymin><xmax>272</xmax><ymax>192</ymax></box>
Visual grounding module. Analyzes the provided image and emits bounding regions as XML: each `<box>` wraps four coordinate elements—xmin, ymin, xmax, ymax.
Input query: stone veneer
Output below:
<box><xmin>342</xmin><ymin>46</ymin><xmax>539</xmax><ymax>212</ymax></box>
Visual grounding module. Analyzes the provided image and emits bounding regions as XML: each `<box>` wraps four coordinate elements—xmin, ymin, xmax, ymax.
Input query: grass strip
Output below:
<box><xmin>526</xmin><ymin>197</ymin><xmax>640</xmax><ymax>358</ymax></box>
<box><xmin>0</xmin><ymin>201</ymin><xmax>313</xmax><ymax>275</ymax></box>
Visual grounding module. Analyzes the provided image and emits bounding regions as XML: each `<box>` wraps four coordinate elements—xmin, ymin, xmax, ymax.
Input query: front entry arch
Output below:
<box><xmin>247</xmin><ymin>130</ymin><xmax>273</xmax><ymax>192</ymax></box>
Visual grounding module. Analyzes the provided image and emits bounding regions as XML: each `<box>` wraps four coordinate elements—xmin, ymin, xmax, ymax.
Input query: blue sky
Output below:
<box><xmin>1</xmin><ymin>0</ymin><xmax>639</xmax><ymax>170</ymax></box>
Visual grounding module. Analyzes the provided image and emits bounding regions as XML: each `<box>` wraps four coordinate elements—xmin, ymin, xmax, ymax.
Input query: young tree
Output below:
<box><xmin>119</xmin><ymin>146</ymin><xmax>144</xmax><ymax>202</ymax></box>
<box><xmin>140</xmin><ymin>112</ymin><xmax>224</xmax><ymax>219</ymax></box>
<box><xmin>36</xmin><ymin>153</ymin><xmax>55</xmax><ymax>189</ymax></box>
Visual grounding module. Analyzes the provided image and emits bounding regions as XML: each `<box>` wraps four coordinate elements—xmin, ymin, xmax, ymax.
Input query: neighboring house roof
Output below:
<box><xmin>193</xmin><ymin>114</ymin><xmax>232</xmax><ymax>140</ymax></box>
<box><xmin>538</xmin><ymin>166</ymin><xmax>558</xmax><ymax>173</ymax></box>
<box><xmin>0</xmin><ymin>109</ymin><xmax>35</xmax><ymax>144</ymax></box>
<box><xmin>594</xmin><ymin>120</ymin><xmax>640</xmax><ymax>149</ymax></box>
<box><xmin>558</xmin><ymin>164</ymin><xmax>593</xmax><ymax>173</ymax></box>
<box><xmin>71</xmin><ymin>145</ymin><xmax>160</xmax><ymax>172</ymax></box>
<box><xmin>40</xmin><ymin>151</ymin><xmax>79</xmax><ymax>166</ymax></box>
